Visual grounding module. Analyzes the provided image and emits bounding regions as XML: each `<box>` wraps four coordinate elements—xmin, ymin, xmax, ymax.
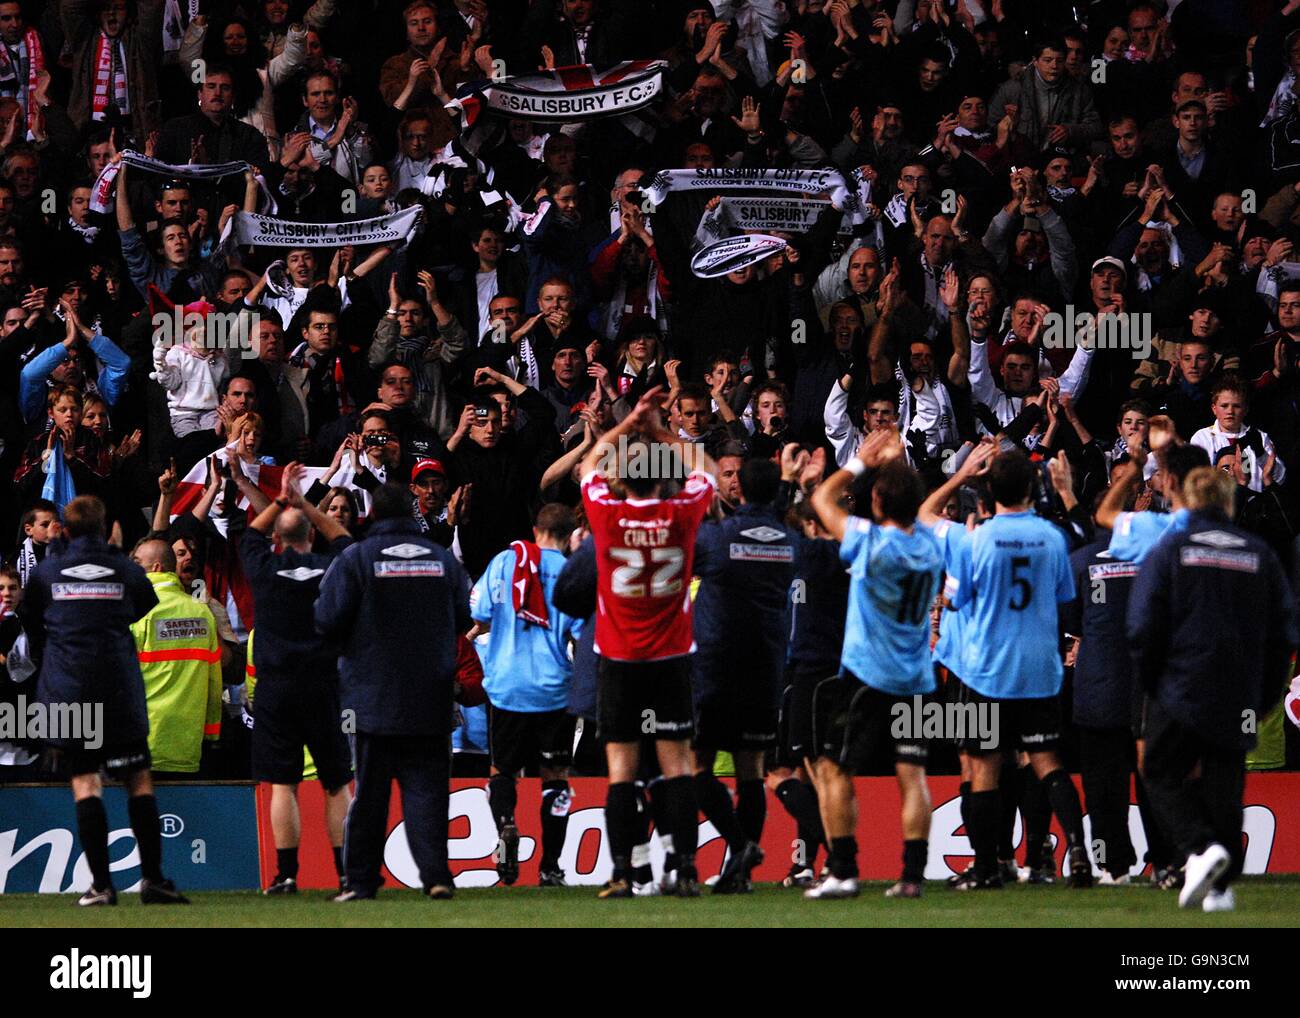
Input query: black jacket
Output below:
<box><xmin>1065</xmin><ymin>537</ymin><xmax>1141</xmax><ymax>731</ymax></box>
<box><xmin>238</xmin><ymin>526</ymin><xmax>352</xmax><ymax>679</ymax></box>
<box><xmin>1127</xmin><ymin>509</ymin><xmax>1298</xmax><ymax>750</ymax></box>
<box><xmin>314</xmin><ymin>518</ymin><xmax>471</xmax><ymax>736</ymax></box>
<box><xmin>20</xmin><ymin>535</ymin><xmax>158</xmax><ymax>746</ymax></box>
<box><xmin>449</xmin><ymin>387</ymin><xmax>558</xmax><ymax>578</ymax></box>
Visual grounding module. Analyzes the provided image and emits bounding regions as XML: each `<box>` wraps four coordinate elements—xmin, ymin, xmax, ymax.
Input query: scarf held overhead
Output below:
<box><xmin>646</xmin><ymin>167</ymin><xmax>867</xmax><ymax>226</ymax></box>
<box><xmin>447</xmin><ymin>60</ymin><xmax>666</xmax><ymax>128</ymax></box>
<box><xmin>225</xmin><ymin>205</ymin><xmax>423</xmax><ymax>247</ymax></box>
<box><xmin>89</xmin><ymin>150</ymin><xmax>251</xmax><ymax>214</ymax></box>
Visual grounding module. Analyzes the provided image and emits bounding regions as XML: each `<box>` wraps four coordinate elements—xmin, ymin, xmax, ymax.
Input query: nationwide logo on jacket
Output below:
<box><xmin>374</xmin><ymin>542</ymin><xmax>444</xmax><ymax>578</ymax></box>
<box><xmin>52</xmin><ymin>563</ymin><xmax>124</xmax><ymax>600</ymax></box>
<box><xmin>730</xmin><ymin>525</ymin><xmax>794</xmax><ymax>563</ymax></box>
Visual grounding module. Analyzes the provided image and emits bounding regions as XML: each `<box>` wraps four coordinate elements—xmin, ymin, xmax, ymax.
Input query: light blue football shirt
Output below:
<box><xmin>470</xmin><ymin>547</ymin><xmax>583</xmax><ymax>713</ymax></box>
<box><xmin>1108</xmin><ymin>508</ymin><xmax>1190</xmax><ymax>563</ymax></box>
<box><xmin>929</xmin><ymin>517</ymin><xmax>972</xmax><ymax>676</ymax></box>
<box><xmin>952</xmin><ymin>510</ymin><xmax>1074</xmax><ymax>699</ymax></box>
<box><xmin>839</xmin><ymin>517</ymin><xmax>944</xmax><ymax>696</ymax></box>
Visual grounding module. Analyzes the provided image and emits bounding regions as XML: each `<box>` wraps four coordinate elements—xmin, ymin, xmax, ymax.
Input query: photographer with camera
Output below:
<box><xmin>447</xmin><ymin>366</ymin><xmax>557</xmax><ymax>578</ymax></box>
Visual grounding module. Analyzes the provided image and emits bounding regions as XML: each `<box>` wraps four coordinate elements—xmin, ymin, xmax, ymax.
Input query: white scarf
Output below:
<box><xmin>1263</xmin><ymin>70</ymin><xmax>1297</xmax><ymax>128</ymax></box>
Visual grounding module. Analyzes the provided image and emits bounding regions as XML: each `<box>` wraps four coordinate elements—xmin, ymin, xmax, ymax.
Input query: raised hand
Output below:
<box><xmin>731</xmin><ymin>95</ymin><xmax>761</xmax><ymax>136</ymax></box>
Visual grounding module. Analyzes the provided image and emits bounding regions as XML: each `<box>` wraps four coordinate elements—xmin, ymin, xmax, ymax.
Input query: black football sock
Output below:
<box><xmin>276</xmin><ymin>847</ymin><xmax>299</xmax><ymax>881</ymax></box>
<box><xmin>75</xmin><ymin>797</ymin><xmax>113</xmax><ymax>890</ymax></box>
<box><xmin>775</xmin><ymin>778</ymin><xmax>824</xmax><ymax>867</ymax></box>
<box><xmin>1022</xmin><ymin>768</ymin><xmax>1052</xmax><ymax>867</ymax></box>
<box><xmin>331</xmin><ymin>846</ymin><xmax>344</xmax><ymax>878</ymax></box>
<box><xmin>1043</xmin><ymin>768</ymin><xmax>1086</xmax><ymax>851</ymax></box>
<box><xmin>902</xmin><ymin>839</ymin><xmax>927</xmax><ymax>883</ymax></box>
<box><xmin>631</xmin><ymin>782</ymin><xmax>654</xmax><ymax>885</ymax></box>
<box><xmin>693</xmin><ymin>771</ymin><xmax>745</xmax><ymax>850</ymax></box>
<box><xmin>828</xmin><ymin>836</ymin><xmax>859</xmax><ymax>880</ymax></box>
<box><xmin>998</xmin><ymin>764</ymin><xmax>1024</xmax><ymax>860</ymax></box>
<box><xmin>487</xmin><ymin>774</ymin><xmax>517</xmax><ymax>830</ymax></box>
<box><xmin>1045</xmin><ymin>769</ymin><xmax>1086</xmax><ymax>858</ymax></box>
<box><xmin>966</xmin><ymin>789</ymin><xmax>1001</xmax><ymax>880</ymax></box>
<box><xmin>539</xmin><ymin>780</ymin><xmax>572</xmax><ymax>872</ymax></box>
<box><xmin>605</xmin><ymin>782</ymin><xmax>639</xmax><ymax>881</ymax></box>
<box><xmin>958</xmin><ymin>780</ymin><xmax>972</xmax><ymax>836</ymax></box>
<box><xmin>664</xmin><ymin>775</ymin><xmax>699</xmax><ymax>863</ymax></box>
<box><xmin>647</xmin><ymin>778</ymin><xmax>677</xmax><ymax>873</ymax></box>
<box><xmin>127</xmin><ymin>794</ymin><xmax>164</xmax><ymax>883</ymax></box>
<box><xmin>736</xmin><ymin>779</ymin><xmax>766</xmax><ymax>844</ymax></box>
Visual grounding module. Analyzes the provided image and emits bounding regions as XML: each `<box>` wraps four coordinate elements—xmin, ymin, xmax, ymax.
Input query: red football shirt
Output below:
<box><xmin>581</xmin><ymin>468</ymin><xmax>716</xmax><ymax>662</ymax></box>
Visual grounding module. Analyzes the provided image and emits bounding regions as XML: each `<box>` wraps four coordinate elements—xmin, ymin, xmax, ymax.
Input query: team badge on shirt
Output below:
<box><xmin>276</xmin><ymin>567</ymin><xmax>326</xmax><ymax>581</ymax></box>
<box><xmin>381</xmin><ymin>543</ymin><xmax>430</xmax><ymax>558</ymax></box>
<box><xmin>61</xmin><ymin>564</ymin><xmax>115</xmax><ymax>580</ymax></box>
<box><xmin>1189</xmin><ymin>530</ymin><xmax>1248</xmax><ymax>549</ymax></box>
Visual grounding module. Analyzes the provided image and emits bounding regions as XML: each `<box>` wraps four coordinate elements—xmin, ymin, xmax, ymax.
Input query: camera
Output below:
<box><xmin>363</xmin><ymin>433</ymin><xmax>390</xmax><ymax>449</ymax></box>
<box><xmin>474</xmin><ymin>407</ymin><xmax>491</xmax><ymax>420</ymax></box>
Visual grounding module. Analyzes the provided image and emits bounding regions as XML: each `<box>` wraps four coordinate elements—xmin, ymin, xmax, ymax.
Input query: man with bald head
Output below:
<box><xmin>238</xmin><ymin>463</ymin><xmax>356</xmax><ymax>895</ymax></box>
<box><xmin>129</xmin><ymin>538</ymin><xmax>224</xmax><ymax>781</ymax></box>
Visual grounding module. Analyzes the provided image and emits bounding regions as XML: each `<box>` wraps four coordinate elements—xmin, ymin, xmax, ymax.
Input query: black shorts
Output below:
<box><xmin>773</xmin><ymin>667</ymin><xmax>827</xmax><ymax>769</ymax></box>
<box><xmin>950</xmin><ymin>678</ymin><xmax>1063</xmax><ymax>753</ymax></box>
<box><xmin>252</xmin><ymin>677</ymin><xmax>352</xmax><ymax>790</ymax></box>
<box><xmin>814</xmin><ymin>673</ymin><xmax>929</xmax><ymax>774</ymax></box>
<box><xmin>597</xmin><ymin>656</ymin><xmax>694</xmax><ymax>744</ymax></box>
<box><xmin>692</xmin><ymin>662</ymin><xmax>779</xmax><ymax>754</ymax></box>
<box><xmin>64</xmin><ymin>739</ymin><xmax>152</xmax><ymax>780</ymax></box>
<box><xmin>490</xmin><ymin>706</ymin><xmax>575</xmax><ymax>775</ymax></box>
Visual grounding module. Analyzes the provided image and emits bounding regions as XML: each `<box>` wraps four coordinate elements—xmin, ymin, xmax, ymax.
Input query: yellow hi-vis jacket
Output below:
<box><xmin>131</xmin><ymin>572</ymin><xmax>222</xmax><ymax>773</ymax></box>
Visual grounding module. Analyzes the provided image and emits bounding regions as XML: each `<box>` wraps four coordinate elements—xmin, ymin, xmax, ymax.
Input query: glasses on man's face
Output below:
<box><xmin>901</xmin><ymin>175</ymin><xmax>928</xmax><ymax>185</ymax></box>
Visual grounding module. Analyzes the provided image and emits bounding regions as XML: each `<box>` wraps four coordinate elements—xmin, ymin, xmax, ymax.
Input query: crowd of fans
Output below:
<box><xmin>0</xmin><ymin>0</ymin><xmax>1298</xmax><ymax>780</ymax></box>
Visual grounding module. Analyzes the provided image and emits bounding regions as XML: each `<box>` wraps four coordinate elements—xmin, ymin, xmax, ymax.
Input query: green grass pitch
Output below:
<box><xmin>6</xmin><ymin>876</ymin><xmax>1300</xmax><ymax>927</ymax></box>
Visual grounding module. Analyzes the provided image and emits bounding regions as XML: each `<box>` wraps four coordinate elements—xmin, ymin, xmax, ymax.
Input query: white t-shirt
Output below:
<box><xmin>475</xmin><ymin>268</ymin><xmax>498</xmax><ymax>343</ymax></box>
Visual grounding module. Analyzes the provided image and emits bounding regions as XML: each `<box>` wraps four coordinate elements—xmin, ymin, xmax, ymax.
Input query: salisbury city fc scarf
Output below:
<box><xmin>89</xmin><ymin>150</ymin><xmax>251</xmax><ymax>214</ymax></box>
<box><xmin>225</xmin><ymin>205</ymin><xmax>423</xmax><ymax>248</ymax></box>
<box><xmin>646</xmin><ymin>167</ymin><xmax>867</xmax><ymax>226</ymax></box>
<box><xmin>510</xmin><ymin>540</ymin><xmax>550</xmax><ymax>629</ymax></box>
<box><xmin>447</xmin><ymin>60</ymin><xmax>666</xmax><ymax>128</ymax></box>
<box><xmin>0</xmin><ymin>28</ymin><xmax>44</xmax><ymax>134</ymax></box>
